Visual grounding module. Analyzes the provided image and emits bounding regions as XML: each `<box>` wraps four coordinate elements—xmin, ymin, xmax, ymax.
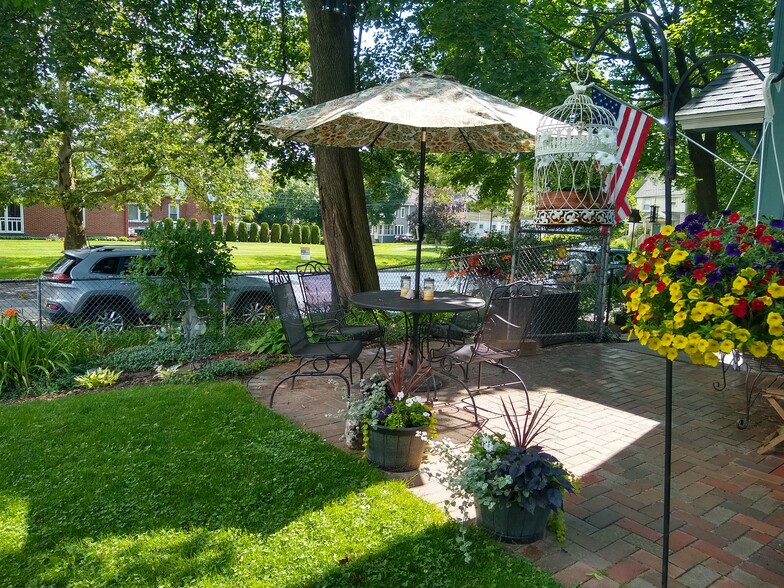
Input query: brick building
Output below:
<box><xmin>1</xmin><ymin>198</ymin><xmax>231</xmax><ymax>238</ymax></box>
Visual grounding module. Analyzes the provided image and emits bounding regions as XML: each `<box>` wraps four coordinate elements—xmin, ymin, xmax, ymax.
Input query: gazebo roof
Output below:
<box><xmin>675</xmin><ymin>57</ymin><xmax>769</xmax><ymax>132</ymax></box>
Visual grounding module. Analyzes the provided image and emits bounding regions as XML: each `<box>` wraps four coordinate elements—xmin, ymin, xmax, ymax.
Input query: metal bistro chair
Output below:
<box><xmin>430</xmin><ymin>281</ymin><xmax>543</xmax><ymax>424</ymax></box>
<box><xmin>296</xmin><ymin>261</ymin><xmax>386</xmax><ymax>365</ymax></box>
<box><xmin>267</xmin><ymin>269</ymin><xmax>363</xmax><ymax>407</ymax></box>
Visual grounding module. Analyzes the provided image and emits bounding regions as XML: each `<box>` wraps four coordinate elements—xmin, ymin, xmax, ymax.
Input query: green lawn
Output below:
<box><xmin>0</xmin><ymin>383</ymin><xmax>559</xmax><ymax>587</ymax></box>
<box><xmin>0</xmin><ymin>239</ymin><xmax>441</xmax><ymax>279</ymax></box>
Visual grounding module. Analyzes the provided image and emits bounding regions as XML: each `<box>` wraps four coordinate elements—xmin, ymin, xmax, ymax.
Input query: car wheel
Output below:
<box><xmin>88</xmin><ymin>304</ymin><xmax>128</xmax><ymax>332</ymax></box>
<box><xmin>236</xmin><ymin>297</ymin><xmax>269</xmax><ymax>323</ymax></box>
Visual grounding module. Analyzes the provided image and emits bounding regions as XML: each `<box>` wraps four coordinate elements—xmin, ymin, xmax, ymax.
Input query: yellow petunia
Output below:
<box><xmin>771</xmin><ymin>339</ymin><xmax>784</xmax><ymax>360</ymax></box>
<box><xmin>747</xmin><ymin>340</ymin><xmax>769</xmax><ymax>358</ymax></box>
<box><xmin>719</xmin><ymin>339</ymin><xmax>735</xmax><ymax>354</ymax></box>
<box><xmin>767</xmin><ymin>312</ymin><xmax>783</xmax><ymax>327</ymax></box>
<box><xmin>719</xmin><ymin>294</ymin><xmax>736</xmax><ymax>307</ymax></box>
<box><xmin>666</xmin><ymin>347</ymin><xmax>679</xmax><ymax>361</ymax></box>
<box><xmin>687</xmin><ymin>288</ymin><xmax>702</xmax><ymax>300</ymax></box>
<box><xmin>668</xmin><ymin>249</ymin><xmax>688</xmax><ymax>265</ymax></box>
<box><xmin>702</xmin><ymin>352</ymin><xmax>720</xmax><ymax>367</ymax></box>
<box><xmin>661</xmin><ymin>225</ymin><xmax>675</xmax><ymax>236</ymax></box>
<box><xmin>767</xmin><ymin>282</ymin><xmax>784</xmax><ymax>298</ymax></box>
<box><xmin>672</xmin><ymin>335</ymin><xmax>688</xmax><ymax>349</ymax></box>
<box><xmin>732</xmin><ymin>276</ymin><xmax>748</xmax><ymax>295</ymax></box>
<box><xmin>734</xmin><ymin>329</ymin><xmax>751</xmax><ymax>342</ymax></box>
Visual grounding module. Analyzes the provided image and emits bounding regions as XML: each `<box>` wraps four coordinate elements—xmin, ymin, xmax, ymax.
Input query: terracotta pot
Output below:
<box><xmin>365</xmin><ymin>425</ymin><xmax>428</xmax><ymax>472</ymax></box>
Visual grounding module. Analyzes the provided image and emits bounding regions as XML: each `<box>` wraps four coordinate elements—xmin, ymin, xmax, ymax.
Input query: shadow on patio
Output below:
<box><xmin>247</xmin><ymin>340</ymin><xmax>784</xmax><ymax>588</ymax></box>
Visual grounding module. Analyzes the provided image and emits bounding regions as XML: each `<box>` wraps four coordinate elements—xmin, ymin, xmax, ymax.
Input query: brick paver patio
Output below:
<box><xmin>247</xmin><ymin>341</ymin><xmax>784</xmax><ymax>587</ymax></box>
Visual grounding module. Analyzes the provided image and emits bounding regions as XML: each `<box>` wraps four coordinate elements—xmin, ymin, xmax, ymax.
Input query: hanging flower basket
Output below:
<box><xmin>534</xmin><ymin>83</ymin><xmax>620</xmax><ymax>226</ymax></box>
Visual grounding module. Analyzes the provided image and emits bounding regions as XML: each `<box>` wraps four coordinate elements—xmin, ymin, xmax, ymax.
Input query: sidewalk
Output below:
<box><xmin>247</xmin><ymin>341</ymin><xmax>784</xmax><ymax>587</ymax></box>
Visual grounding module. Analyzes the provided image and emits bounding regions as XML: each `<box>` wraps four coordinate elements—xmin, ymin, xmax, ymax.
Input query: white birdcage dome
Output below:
<box><xmin>534</xmin><ymin>83</ymin><xmax>620</xmax><ymax>226</ymax></box>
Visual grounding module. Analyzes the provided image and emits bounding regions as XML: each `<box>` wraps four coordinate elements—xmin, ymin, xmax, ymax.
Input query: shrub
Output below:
<box><xmin>214</xmin><ymin>220</ymin><xmax>224</xmax><ymax>241</ymax></box>
<box><xmin>301</xmin><ymin>225</ymin><xmax>311</xmax><ymax>245</ymax></box>
<box><xmin>291</xmin><ymin>224</ymin><xmax>302</xmax><ymax>244</ymax></box>
<box><xmin>163</xmin><ymin>217</ymin><xmax>175</xmax><ymax>232</ymax></box>
<box><xmin>200</xmin><ymin>219</ymin><xmax>212</xmax><ymax>238</ymax></box>
<box><xmin>311</xmin><ymin>224</ymin><xmax>322</xmax><ymax>244</ymax></box>
<box><xmin>271</xmin><ymin>223</ymin><xmax>281</xmax><ymax>243</ymax></box>
<box><xmin>237</xmin><ymin>222</ymin><xmax>248</xmax><ymax>242</ymax></box>
<box><xmin>105</xmin><ymin>338</ymin><xmax>239</xmax><ymax>372</ymax></box>
<box><xmin>280</xmin><ymin>223</ymin><xmax>290</xmax><ymax>243</ymax></box>
<box><xmin>246</xmin><ymin>319</ymin><xmax>288</xmax><ymax>355</ymax></box>
<box><xmin>260</xmin><ymin>222</ymin><xmax>269</xmax><ymax>243</ymax></box>
<box><xmin>225</xmin><ymin>222</ymin><xmax>237</xmax><ymax>242</ymax></box>
<box><xmin>176</xmin><ymin>218</ymin><xmax>187</xmax><ymax>232</ymax></box>
<box><xmin>189</xmin><ymin>218</ymin><xmax>199</xmax><ymax>232</ymax></box>
<box><xmin>249</xmin><ymin>222</ymin><xmax>259</xmax><ymax>242</ymax></box>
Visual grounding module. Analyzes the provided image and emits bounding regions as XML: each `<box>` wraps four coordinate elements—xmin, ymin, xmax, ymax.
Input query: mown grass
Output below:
<box><xmin>0</xmin><ymin>382</ymin><xmax>559</xmax><ymax>587</ymax></box>
<box><xmin>0</xmin><ymin>240</ymin><xmax>441</xmax><ymax>278</ymax></box>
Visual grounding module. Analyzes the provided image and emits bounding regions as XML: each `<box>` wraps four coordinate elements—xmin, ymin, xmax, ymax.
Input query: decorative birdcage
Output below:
<box><xmin>534</xmin><ymin>83</ymin><xmax>620</xmax><ymax>226</ymax></box>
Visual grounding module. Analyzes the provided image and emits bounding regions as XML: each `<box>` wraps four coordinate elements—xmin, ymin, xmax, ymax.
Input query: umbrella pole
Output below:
<box><xmin>415</xmin><ymin>129</ymin><xmax>426</xmax><ymax>297</ymax></box>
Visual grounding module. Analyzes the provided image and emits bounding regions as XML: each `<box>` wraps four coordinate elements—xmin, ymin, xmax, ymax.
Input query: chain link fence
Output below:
<box><xmin>1</xmin><ymin>230</ymin><xmax>622</xmax><ymax>345</ymax></box>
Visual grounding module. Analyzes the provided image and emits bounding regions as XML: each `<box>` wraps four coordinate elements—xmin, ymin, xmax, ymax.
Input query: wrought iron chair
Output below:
<box><xmin>429</xmin><ymin>281</ymin><xmax>543</xmax><ymax>423</ymax></box>
<box><xmin>267</xmin><ymin>269</ymin><xmax>363</xmax><ymax>407</ymax></box>
<box><xmin>296</xmin><ymin>261</ymin><xmax>386</xmax><ymax>364</ymax></box>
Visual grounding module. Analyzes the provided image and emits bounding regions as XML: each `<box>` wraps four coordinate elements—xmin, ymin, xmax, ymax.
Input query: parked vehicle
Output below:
<box><xmin>555</xmin><ymin>246</ymin><xmax>631</xmax><ymax>284</ymax></box>
<box><xmin>394</xmin><ymin>234</ymin><xmax>414</xmax><ymax>243</ymax></box>
<box><xmin>41</xmin><ymin>246</ymin><xmax>273</xmax><ymax>331</ymax></box>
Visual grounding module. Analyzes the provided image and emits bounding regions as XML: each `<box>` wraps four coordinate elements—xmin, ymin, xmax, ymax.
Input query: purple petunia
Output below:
<box><xmin>724</xmin><ymin>263</ymin><xmax>739</xmax><ymax>275</ymax></box>
<box><xmin>676</xmin><ymin>213</ymin><xmax>709</xmax><ymax>236</ymax></box>
<box><xmin>675</xmin><ymin>264</ymin><xmax>691</xmax><ymax>278</ymax></box>
<box><xmin>770</xmin><ymin>218</ymin><xmax>784</xmax><ymax>229</ymax></box>
<box><xmin>706</xmin><ymin>270</ymin><xmax>723</xmax><ymax>286</ymax></box>
<box><xmin>694</xmin><ymin>253</ymin><xmax>710</xmax><ymax>265</ymax></box>
<box><xmin>771</xmin><ymin>240</ymin><xmax>784</xmax><ymax>253</ymax></box>
<box><xmin>726</xmin><ymin>242</ymin><xmax>741</xmax><ymax>256</ymax></box>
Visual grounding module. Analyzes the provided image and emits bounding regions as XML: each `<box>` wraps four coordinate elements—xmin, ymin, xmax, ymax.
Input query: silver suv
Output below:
<box><xmin>41</xmin><ymin>245</ymin><xmax>273</xmax><ymax>331</ymax></box>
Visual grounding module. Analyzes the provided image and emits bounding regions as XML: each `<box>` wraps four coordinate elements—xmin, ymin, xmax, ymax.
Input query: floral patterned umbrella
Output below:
<box><xmin>262</xmin><ymin>71</ymin><xmax>543</xmax><ymax>292</ymax></box>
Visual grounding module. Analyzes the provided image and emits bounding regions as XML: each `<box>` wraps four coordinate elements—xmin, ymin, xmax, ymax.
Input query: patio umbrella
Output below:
<box><xmin>261</xmin><ymin>71</ymin><xmax>543</xmax><ymax>294</ymax></box>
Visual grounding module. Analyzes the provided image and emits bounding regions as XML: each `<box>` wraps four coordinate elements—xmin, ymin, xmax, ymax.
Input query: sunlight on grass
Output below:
<box><xmin>0</xmin><ymin>383</ymin><xmax>559</xmax><ymax>587</ymax></box>
<box><xmin>0</xmin><ymin>495</ymin><xmax>27</xmax><ymax>555</ymax></box>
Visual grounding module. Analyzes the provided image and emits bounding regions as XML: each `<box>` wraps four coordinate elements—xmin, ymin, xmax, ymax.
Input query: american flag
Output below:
<box><xmin>591</xmin><ymin>87</ymin><xmax>653</xmax><ymax>222</ymax></box>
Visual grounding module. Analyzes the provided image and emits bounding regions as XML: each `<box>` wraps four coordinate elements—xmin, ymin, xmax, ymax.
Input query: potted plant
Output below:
<box><xmin>428</xmin><ymin>396</ymin><xmax>578</xmax><ymax>555</ymax></box>
<box><xmin>624</xmin><ymin>211</ymin><xmax>784</xmax><ymax>366</ymax></box>
<box><xmin>343</xmin><ymin>346</ymin><xmax>437</xmax><ymax>472</ymax></box>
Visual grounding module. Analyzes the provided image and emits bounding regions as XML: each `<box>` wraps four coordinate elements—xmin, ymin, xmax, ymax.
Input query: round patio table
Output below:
<box><xmin>350</xmin><ymin>290</ymin><xmax>485</xmax><ymax>383</ymax></box>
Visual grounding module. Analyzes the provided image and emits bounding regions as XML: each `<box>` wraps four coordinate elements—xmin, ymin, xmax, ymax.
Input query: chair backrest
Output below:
<box><xmin>296</xmin><ymin>261</ymin><xmax>343</xmax><ymax>321</ymax></box>
<box><xmin>475</xmin><ymin>281</ymin><xmax>542</xmax><ymax>352</ymax></box>
<box><xmin>268</xmin><ymin>269</ymin><xmax>309</xmax><ymax>351</ymax></box>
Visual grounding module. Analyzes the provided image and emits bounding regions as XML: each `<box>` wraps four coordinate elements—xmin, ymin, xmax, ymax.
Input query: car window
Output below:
<box><xmin>43</xmin><ymin>255</ymin><xmax>79</xmax><ymax>275</ymax></box>
<box><xmin>90</xmin><ymin>256</ymin><xmax>122</xmax><ymax>275</ymax></box>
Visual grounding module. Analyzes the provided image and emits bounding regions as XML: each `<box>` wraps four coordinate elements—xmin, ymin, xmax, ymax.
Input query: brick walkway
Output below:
<box><xmin>247</xmin><ymin>341</ymin><xmax>784</xmax><ymax>587</ymax></box>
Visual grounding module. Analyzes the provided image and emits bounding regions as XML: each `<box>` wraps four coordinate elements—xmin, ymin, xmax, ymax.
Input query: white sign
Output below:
<box><xmin>300</xmin><ymin>247</ymin><xmax>311</xmax><ymax>260</ymax></box>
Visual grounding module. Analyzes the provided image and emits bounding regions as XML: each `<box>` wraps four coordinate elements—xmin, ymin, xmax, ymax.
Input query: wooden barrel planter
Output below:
<box><xmin>475</xmin><ymin>495</ymin><xmax>550</xmax><ymax>544</ymax></box>
<box><xmin>365</xmin><ymin>425</ymin><xmax>428</xmax><ymax>472</ymax></box>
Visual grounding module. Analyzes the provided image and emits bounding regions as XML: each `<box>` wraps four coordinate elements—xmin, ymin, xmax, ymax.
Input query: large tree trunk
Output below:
<box><xmin>304</xmin><ymin>1</ymin><xmax>379</xmax><ymax>300</ymax></box>
<box><xmin>685</xmin><ymin>131</ymin><xmax>718</xmax><ymax>215</ymax></box>
<box><xmin>58</xmin><ymin>131</ymin><xmax>87</xmax><ymax>249</ymax></box>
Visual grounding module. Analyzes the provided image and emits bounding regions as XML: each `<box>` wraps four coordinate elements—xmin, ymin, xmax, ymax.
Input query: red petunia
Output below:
<box><xmin>656</xmin><ymin>281</ymin><xmax>667</xmax><ymax>292</ymax></box>
<box><xmin>751</xmin><ymin>298</ymin><xmax>766</xmax><ymax>311</ymax></box>
<box><xmin>708</xmin><ymin>240</ymin><xmax>722</xmax><ymax>251</ymax></box>
<box><xmin>681</xmin><ymin>240</ymin><xmax>697</xmax><ymax>250</ymax></box>
<box><xmin>703</xmin><ymin>261</ymin><xmax>716</xmax><ymax>272</ymax></box>
<box><xmin>728</xmin><ymin>212</ymin><xmax>741</xmax><ymax>223</ymax></box>
<box><xmin>709</xmin><ymin>228</ymin><xmax>722</xmax><ymax>237</ymax></box>
<box><xmin>759</xmin><ymin>234</ymin><xmax>773</xmax><ymax>245</ymax></box>
<box><xmin>737</xmin><ymin>225</ymin><xmax>749</xmax><ymax>234</ymax></box>
<box><xmin>697</xmin><ymin>229</ymin><xmax>710</xmax><ymax>240</ymax></box>
<box><xmin>732</xmin><ymin>300</ymin><xmax>748</xmax><ymax>318</ymax></box>
<box><xmin>693</xmin><ymin>268</ymin><xmax>706</xmax><ymax>281</ymax></box>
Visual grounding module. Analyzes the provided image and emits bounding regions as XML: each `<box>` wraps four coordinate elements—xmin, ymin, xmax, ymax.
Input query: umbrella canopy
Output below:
<box><xmin>262</xmin><ymin>71</ymin><xmax>543</xmax><ymax>293</ymax></box>
<box><xmin>263</xmin><ymin>71</ymin><xmax>540</xmax><ymax>153</ymax></box>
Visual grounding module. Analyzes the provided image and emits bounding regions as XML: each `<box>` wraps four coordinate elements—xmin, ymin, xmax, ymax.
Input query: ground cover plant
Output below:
<box><xmin>0</xmin><ymin>383</ymin><xmax>560</xmax><ymax>587</ymax></box>
<box><xmin>0</xmin><ymin>239</ymin><xmax>441</xmax><ymax>279</ymax></box>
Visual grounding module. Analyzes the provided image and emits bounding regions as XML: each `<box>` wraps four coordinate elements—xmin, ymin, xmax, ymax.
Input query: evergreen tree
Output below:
<box><xmin>176</xmin><ymin>217</ymin><xmax>187</xmax><ymax>232</ymax></box>
<box><xmin>200</xmin><ymin>219</ymin><xmax>212</xmax><ymax>238</ymax></box>
<box><xmin>270</xmin><ymin>223</ymin><xmax>281</xmax><ymax>243</ymax></box>
<box><xmin>280</xmin><ymin>223</ymin><xmax>290</xmax><ymax>244</ymax></box>
<box><xmin>214</xmin><ymin>220</ymin><xmax>224</xmax><ymax>241</ymax></box>
<box><xmin>237</xmin><ymin>222</ymin><xmax>248</xmax><ymax>242</ymax></box>
<box><xmin>311</xmin><ymin>225</ymin><xmax>322</xmax><ymax>244</ymax></box>
<box><xmin>291</xmin><ymin>223</ymin><xmax>302</xmax><ymax>244</ymax></box>
<box><xmin>260</xmin><ymin>222</ymin><xmax>269</xmax><ymax>243</ymax></box>
<box><xmin>163</xmin><ymin>217</ymin><xmax>175</xmax><ymax>233</ymax></box>
<box><xmin>249</xmin><ymin>222</ymin><xmax>259</xmax><ymax>242</ymax></box>
<box><xmin>188</xmin><ymin>218</ymin><xmax>199</xmax><ymax>232</ymax></box>
<box><xmin>301</xmin><ymin>224</ymin><xmax>311</xmax><ymax>245</ymax></box>
<box><xmin>225</xmin><ymin>222</ymin><xmax>237</xmax><ymax>242</ymax></box>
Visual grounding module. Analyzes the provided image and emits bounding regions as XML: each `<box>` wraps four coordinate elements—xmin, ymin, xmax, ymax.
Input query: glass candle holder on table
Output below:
<box><xmin>422</xmin><ymin>278</ymin><xmax>435</xmax><ymax>301</ymax></box>
<box><xmin>400</xmin><ymin>275</ymin><xmax>411</xmax><ymax>297</ymax></box>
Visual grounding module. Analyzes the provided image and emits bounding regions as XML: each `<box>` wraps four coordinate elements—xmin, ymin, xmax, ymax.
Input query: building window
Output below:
<box><xmin>128</xmin><ymin>203</ymin><xmax>149</xmax><ymax>223</ymax></box>
<box><xmin>212</xmin><ymin>212</ymin><xmax>224</xmax><ymax>225</ymax></box>
<box><xmin>168</xmin><ymin>202</ymin><xmax>180</xmax><ymax>220</ymax></box>
<box><xmin>0</xmin><ymin>204</ymin><xmax>23</xmax><ymax>233</ymax></box>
